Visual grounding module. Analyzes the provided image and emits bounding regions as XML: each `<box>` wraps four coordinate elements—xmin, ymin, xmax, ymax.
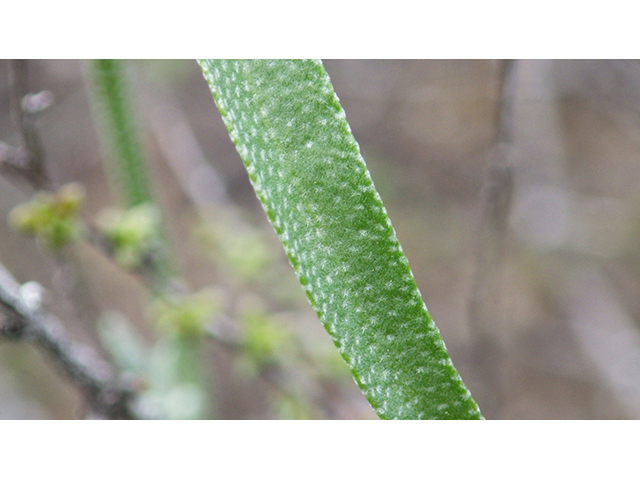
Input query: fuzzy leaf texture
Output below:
<box><xmin>199</xmin><ymin>59</ymin><xmax>483</xmax><ymax>420</ymax></box>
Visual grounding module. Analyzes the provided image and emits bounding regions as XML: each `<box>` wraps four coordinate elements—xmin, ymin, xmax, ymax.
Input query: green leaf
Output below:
<box><xmin>8</xmin><ymin>183</ymin><xmax>85</xmax><ymax>249</ymax></box>
<box><xmin>199</xmin><ymin>59</ymin><xmax>482</xmax><ymax>420</ymax></box>
<box><xmin>98</xmin><ymin>203</ymin><xmax>163</xmax><ymax>270</ymax></box>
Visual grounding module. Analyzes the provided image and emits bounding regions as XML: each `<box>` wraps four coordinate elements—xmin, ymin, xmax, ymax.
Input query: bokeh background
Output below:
<box><xmin>2</xmin><ymin>59</ymin><xmax>640</xmax><ymax>419</ymax></box>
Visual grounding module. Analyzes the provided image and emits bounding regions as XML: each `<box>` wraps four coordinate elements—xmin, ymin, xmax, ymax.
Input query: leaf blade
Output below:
<box><xmin>199</xmin><ymin>59</ymin><xmax>482</xmax><ymax>420</ymax></box>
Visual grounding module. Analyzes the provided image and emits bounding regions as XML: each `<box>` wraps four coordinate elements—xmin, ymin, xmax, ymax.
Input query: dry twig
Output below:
<box><xmin>0</xmin><ymin>261</ymin><xmax>141</xmax><ymax>418</ymax></box>
<box><xmin>467</xmin><ymin>59</ymin><xmax>517</xmax><ymax>418</ymax></box>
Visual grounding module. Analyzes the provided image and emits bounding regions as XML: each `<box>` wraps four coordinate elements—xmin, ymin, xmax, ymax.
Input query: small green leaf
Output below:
<box><xmin>150</xmin><ymin>290</ymin><xmax>219</xmax><ymax>339</ymax></box>
<box><xmin>199</xmin><ymin>60</ymin><xmax>482</xmax><ymax>419</ymax></box>
<box><xmin>97</xmin><ymin>311</ymin><xmax>148</xmax><ymax>374</ymax></box>
<box><xmin>98</xmin><ymin>203</ymin><xmax>162</xmax><ymax>270</ymax></box>
<box><xmin>9</xmin><ymin>183</ymin><xmax>85</xmax><ymax>249</ymax></box>
<box><xmin>235</xmin><ymin>299</ymin><xmax>292</xmax><ymax>378</ymax></box>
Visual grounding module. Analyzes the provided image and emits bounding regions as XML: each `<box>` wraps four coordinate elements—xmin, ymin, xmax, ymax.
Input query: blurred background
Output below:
<box><xmin>1</xmin><ymin>59</ymin><xmax>640</xmax><ymax>419</ymax></box>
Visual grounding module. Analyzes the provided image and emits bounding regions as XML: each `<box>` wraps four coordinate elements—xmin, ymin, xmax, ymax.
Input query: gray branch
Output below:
<box><xmin>7</xmin><ymin>60</ymin><xmax>51</xmax><ymax>190</ymax></box>
<box><xmin>0</xmin><ymin>261</ymin><xmax>143</xmax><ymax>419</ymax></box>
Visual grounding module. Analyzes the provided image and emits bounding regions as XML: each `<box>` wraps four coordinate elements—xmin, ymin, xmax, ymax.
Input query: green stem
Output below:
<box><xmin>86</xmin><ymin>59</ymin><xmax>173</xmax><ymax>289</ymax></box>
<box><xmin>87</xmin><ymin>59</ymin><xmax>153</xmax><ymax>208</ymax></box>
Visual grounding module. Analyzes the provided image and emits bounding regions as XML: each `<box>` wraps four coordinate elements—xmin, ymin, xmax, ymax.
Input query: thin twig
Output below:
<box><xmin>467</xmin><ymin>59</ymin><xmax>517</xmax><ymax>419</ymax></box>
<box><xmin>7</xmin><ymin>60</ymin><xmax>52</xmax><ymax>190</ymax></box>
<box><xmin>494</xmin><ymin>60</ymin><xmax>517</xmax><ymax>146</ymax></box>
<box><xmin>0</xmin><ymin>261</ymin><xmax>142</xmax><ymax>419</ymax></box>
<box><xmin>0</xmin><ymin>141</ymin><xmax>30</xmax><ymax>178</ymax></box>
